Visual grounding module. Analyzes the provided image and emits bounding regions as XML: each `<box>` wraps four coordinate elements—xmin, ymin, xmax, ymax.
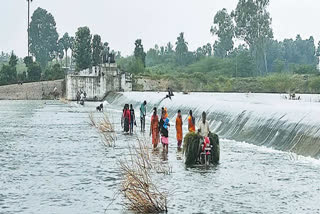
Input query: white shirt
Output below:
<box><xmin>197</xmin><ymin>120</ymin><xmax>210</xmax><ymax>137</ymax></box>
<box><xmin>80</xmin><ymin>93</ymin><xmax>85</xmax><ymax>100</ymax></box>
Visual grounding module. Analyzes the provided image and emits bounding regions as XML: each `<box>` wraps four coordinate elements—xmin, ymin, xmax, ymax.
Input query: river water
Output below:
<box><xmin>1</xmin><ymin>93</ymin><xmax>320</xmax><ymax>214</ymax></box>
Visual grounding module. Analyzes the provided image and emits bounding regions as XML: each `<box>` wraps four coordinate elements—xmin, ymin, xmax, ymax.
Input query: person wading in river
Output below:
<box><xmin>150</xmin><ymin>107</ymin><xmax>159</xmax><ymax>149</ymax></box>
<box><xmin>140</xmin><ymin>101</ymin><xmax>147</xmax><ymax>132</ymax></box>
<box><xmin>176</xmin><ymin>110</ymin><xmax>183</xmax><ymax>150</ymax></box>
<box><xmin>188</xmin><ymin>110</ymin><xmax>195</xmax><ymax>133</ymax></box>
<box><xmin>123</xmin><ymin>104</ymin><xmax>131</xmax><ymax>133</ymax></box>
<box><xmin>129</xmin><ymin>104</ymin><xmax>136</xmax><ymax>135</ymax></box>
<box><xmin>161</xmin><ymin>118</ymin><xmax>170</xmax><ymax>153</ymax></box>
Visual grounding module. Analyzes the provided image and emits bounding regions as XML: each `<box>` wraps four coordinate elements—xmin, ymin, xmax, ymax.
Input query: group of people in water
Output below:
<box><xmin>284</xmin><ymin>93</ymin><xmax>301</xmax><ymax>100</ymax></box>
<box><xmin>122</xmin><ymin>101</ymin><xmax>147</xmax><ymax>135</ymax></box>
<box><xmin>122</xmin><ymin>100</ymin><xmax>211</xmax><ymax>153</ymax></box>
<box><xmin>76</xmin><ymin>90</ymin><xmax>87</xmax><ymax>105</ymax></box>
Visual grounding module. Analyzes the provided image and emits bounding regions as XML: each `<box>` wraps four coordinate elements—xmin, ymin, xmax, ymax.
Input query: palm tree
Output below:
<box><xmin>175</xmin><ymin>32</ymin><xmax>188</xmax><ymax>65</ymax></box>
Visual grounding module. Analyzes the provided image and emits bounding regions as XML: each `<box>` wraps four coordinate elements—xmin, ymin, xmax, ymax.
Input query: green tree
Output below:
<box><xmin>115</xmin><ymin>51</ymin><xmax>122</xmax><ymax>61</ymax></box>
<box><xmin>23</xmin><ymin>56</ymin><xmax>33</xmax><ymax>68</ymax></box>
<box><xmin>92</xmin><ymin>34</ymin><xmax>103</xmax><ymax>66</ymax></box>
<box><xmin>165</xmin><ymin>42</ymin><xmax>174</xmax><ymax>54</ymax></box>
<box><xmin>205</xmin><ymin>43</ymin><xmax>212</xmax><ymax>56</ymax></box>
<box><xmin>232</xmin><ymin>0</ymin><xmax>273</xmax><ymax>75</ymax></box>
<box><xmin>44</xmin><ymin>63</ymin><xmax>65</xmax><ymax>80</ymax></box>
<box><xmin>0</xmin><ymin>52</ymin><xmax>18</xmax><ymax>85</ymax></box>
<box><xmin>175</xmin><ymin>32</ymin><xmax>189</xmax><ymax>65</ymax></box>
<box><xmin>211</xmin><ymin>9</ymin><xmax>234</xmax><ymax>57</ymax></box>
<box><xmin>23</xmin><ymin>56</ymin><xmax>41</xmax><ymax>82</ymax></box>
<box><xmin>272</xmin><ymin>59</ymin><xmax>285</xmax><ymax>73</ymax></box>
<box><xmin>29</xmin><ymin>7</ymin><xmax>59</xmax><ymax>68</ymax></box>
<box><xmin>230</xmin><ymin>46</ymin><xmax>257</xmax><ymax>77</ymax></box>
<box><xmin>0</xmin><ymin>52</ymin><xmax>10</xmax><ymax>63</ymax></box>
<box><xmin>73</xmin><ymin>27</ymin><xmax>92</xmax><ymax>71</ymax></box>
<box><xmin>28</xmin><ymin>63</ymin><xmax>42</xmax><ymax>81</ymax></box>
<box><xmin>69</xmin><ymin>36</ymin><xmax>75</xmax><ymax>66</ymax></box>
<box><xmin>134</xmin><ymin>39</ymin><xmax>146</xmax><ymax>67</ymax></box>
<box><xmin>309</xmin><ymin>77</ymin><xmax>320</xmax><ymax>92</ymax></box>
<box><xmin>60</xmin><ymin>33</ymin><xmax>71</xmax><ymax>67</ymax></box>
<box><xmin>57</xmin><ymin>39</ymin><xmax>65</xmax><ymax>62</ymax></box>
<box><xmin>316</xmin><ymin>41</ymin><xmax>320</xmax><ymax>58</ymax></box>
<box><xmin>9</xmin><ymin>52</ymin><xmax>18</xmax><ymax>68</ymax></box>
<box><xmin>146</xmin><ymin>45</ymin><xmax>160</xmax><ymax>66</ymax></box>
<box><xmin>102</xmin><ymin>42</ymin><xmax>110</xmax><ymax>63</ymax></box>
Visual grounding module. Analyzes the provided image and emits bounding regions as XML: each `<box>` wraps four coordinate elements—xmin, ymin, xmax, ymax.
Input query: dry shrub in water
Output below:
<box><xmin>120</xmin><ymin>138</ymin><xmax>169</xmax><ymax>213</ymax></box>
<box><xmin>89</xmin><ymin>113</ymin><xmax>97</xmax><ymax>127</ymax></box>
<box><xmin>99</xmin><ymin>113</ymin><xmax>115</xmax><ymax>133</ymax></box>
<box><xmin>89</xmin><ymin>113</ymin><xmax>115</xmax><ymax>147</ymax></box>
<box><xmin>59</xmin><ymin>97</ymin><xmax>69</xmax><ymax>104</ymax></box>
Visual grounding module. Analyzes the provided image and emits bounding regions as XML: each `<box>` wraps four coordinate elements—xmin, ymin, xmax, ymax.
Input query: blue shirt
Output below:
<box><xmin>140</xmin><ymin>103</ymin><xmax>146</xmax><ymax>118</ymax></box>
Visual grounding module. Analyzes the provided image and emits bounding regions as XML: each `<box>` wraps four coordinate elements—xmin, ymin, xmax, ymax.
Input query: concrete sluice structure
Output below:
<box><xmin>66</xmin><ymin>63</ymin><xmax>132</xmax><ymax>101</ymax></box>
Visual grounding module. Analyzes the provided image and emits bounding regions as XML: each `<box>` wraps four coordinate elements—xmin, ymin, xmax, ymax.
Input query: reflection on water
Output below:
<box><xmin>0</xmin><ymin>99</ymin><xmax>319</xmax><ymax>214</ymax></box>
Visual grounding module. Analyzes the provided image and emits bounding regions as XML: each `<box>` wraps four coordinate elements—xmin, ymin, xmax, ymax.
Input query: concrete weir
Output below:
<box><xmin>66</xmin><ymin>63</ymin><xmax>132</xmax><ymax>101</ymax></box>
<box><xmin>0</xmin><ymin>79</ymin><xmax>64</xmax><ymax>100</ymax></box>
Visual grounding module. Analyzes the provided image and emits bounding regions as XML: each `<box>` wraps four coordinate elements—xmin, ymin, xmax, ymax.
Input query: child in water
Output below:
<box><xmin>161</xmin><ymin>118</ymin><xmax>170</xmax><ymax>153</ymax></box>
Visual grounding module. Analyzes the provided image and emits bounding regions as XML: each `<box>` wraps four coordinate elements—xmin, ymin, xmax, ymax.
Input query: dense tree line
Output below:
<box><xmin>2</xmin><ymin>0</ymin><xmax>320</xmax><ymax>87</ymax></box>
<box><xmin>0</xmin><ymin>7</ymin><xmax>122</xmax><ymax>86</ymax></box>
<box><xmin>122</xmin><ymin>0</ymin><xmax>319</xmax><ymax>79</ymax></box>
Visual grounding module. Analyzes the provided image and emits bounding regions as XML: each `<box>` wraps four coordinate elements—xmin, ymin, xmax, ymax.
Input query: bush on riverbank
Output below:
<box><xmin>134</xmin><ymin>72</ymin><xmax>320</xmax><ymax>94</ymax></box>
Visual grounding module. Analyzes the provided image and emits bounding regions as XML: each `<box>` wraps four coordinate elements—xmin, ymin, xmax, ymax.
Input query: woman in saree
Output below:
<box><xmin>150</xmin><ymin>107</ymin><xmax>159</xmax><ymax>149</ymax></box>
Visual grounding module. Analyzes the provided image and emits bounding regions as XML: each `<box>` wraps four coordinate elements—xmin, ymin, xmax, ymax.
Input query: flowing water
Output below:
<box><xmin>1</xmin><ymin>93</ymin><xmax>320</xmax><ymax>214</ymax></box>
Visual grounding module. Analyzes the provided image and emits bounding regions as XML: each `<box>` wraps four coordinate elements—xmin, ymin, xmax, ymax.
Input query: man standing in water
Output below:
<box><xmin>140</xmin><ymin>101</ymin><xmax>147</xmax><ymax>132</ymax></box>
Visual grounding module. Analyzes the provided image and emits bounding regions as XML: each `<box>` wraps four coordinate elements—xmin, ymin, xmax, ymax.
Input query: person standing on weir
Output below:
<box><xmin>140</xmin><ymin>100</ymin><xmax>147</xmax><ymax>132</ymax></box>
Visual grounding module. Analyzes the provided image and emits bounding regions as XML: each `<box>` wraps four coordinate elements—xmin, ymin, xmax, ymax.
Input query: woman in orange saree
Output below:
<box><xmin>176</xmin><ymin>110</ymin><xmax>183</xmax><ymax>149</ymax></box>
<box><xmin>150</xmin><ymin>107</ymin><xmax>159</xmax><ymax>149</ymax></box>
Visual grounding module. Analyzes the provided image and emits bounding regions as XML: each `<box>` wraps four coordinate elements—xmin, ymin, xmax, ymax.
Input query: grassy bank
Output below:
<box><xmin>134</xmin><ymin>72</ymin><xmax>320</xmax><ymax>94</ymax></box>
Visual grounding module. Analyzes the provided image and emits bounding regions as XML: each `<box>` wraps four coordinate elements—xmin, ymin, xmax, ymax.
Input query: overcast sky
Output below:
<box><xmin>1</xmin><ymin>0</ymin><xmax>319</xmax><ymax>57</ymax></box>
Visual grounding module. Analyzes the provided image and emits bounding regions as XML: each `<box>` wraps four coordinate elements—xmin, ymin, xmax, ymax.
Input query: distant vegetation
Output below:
<box><xmin>1</xmin><ymin>0</ymin><xmax>320</xmax><ymax>93</ymax></box>
<box><xmin>116</xmin><ymin>0</ymin><xmax>320</xmax><ymax>93</ymax></box>
<box><xmin>0</xmin><ymin>7</ymin><xmax>120</xmax><ymax>86</ymax></box>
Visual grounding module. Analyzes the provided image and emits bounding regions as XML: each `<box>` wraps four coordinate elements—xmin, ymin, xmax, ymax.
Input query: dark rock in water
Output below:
<box><xmin>183</xmin><ymin>132</ymin><xmax>220</xmax><ymax>165</ymax></box>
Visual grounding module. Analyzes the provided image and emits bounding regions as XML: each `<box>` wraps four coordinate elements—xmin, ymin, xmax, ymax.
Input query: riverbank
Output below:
<box><xmin>133</xmin><ymin>73</ymin><xmax>320</xmax><ymax>94</ymax></box>
<box><xmin>0</xmin><ymin>79</ymin><xmax>65</xmax><ymax>100</ymax></box>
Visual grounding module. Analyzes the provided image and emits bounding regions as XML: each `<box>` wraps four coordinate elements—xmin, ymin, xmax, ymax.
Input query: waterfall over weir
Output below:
<box><xmin>107</xmin><ymin>92</ymin><xmax>320</xmax><ymax>159</ymax></box>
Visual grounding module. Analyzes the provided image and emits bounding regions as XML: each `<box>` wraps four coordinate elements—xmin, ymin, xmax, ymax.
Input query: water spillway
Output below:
<box><xmin>107</xmin><ymin>92</ymin><xmax>320</xmax><ymax>159</ymax></box>
<box><xmin>1</xmin><ymin>99</ymin><xmax>320</xmax><ymax>213</ymax></box>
